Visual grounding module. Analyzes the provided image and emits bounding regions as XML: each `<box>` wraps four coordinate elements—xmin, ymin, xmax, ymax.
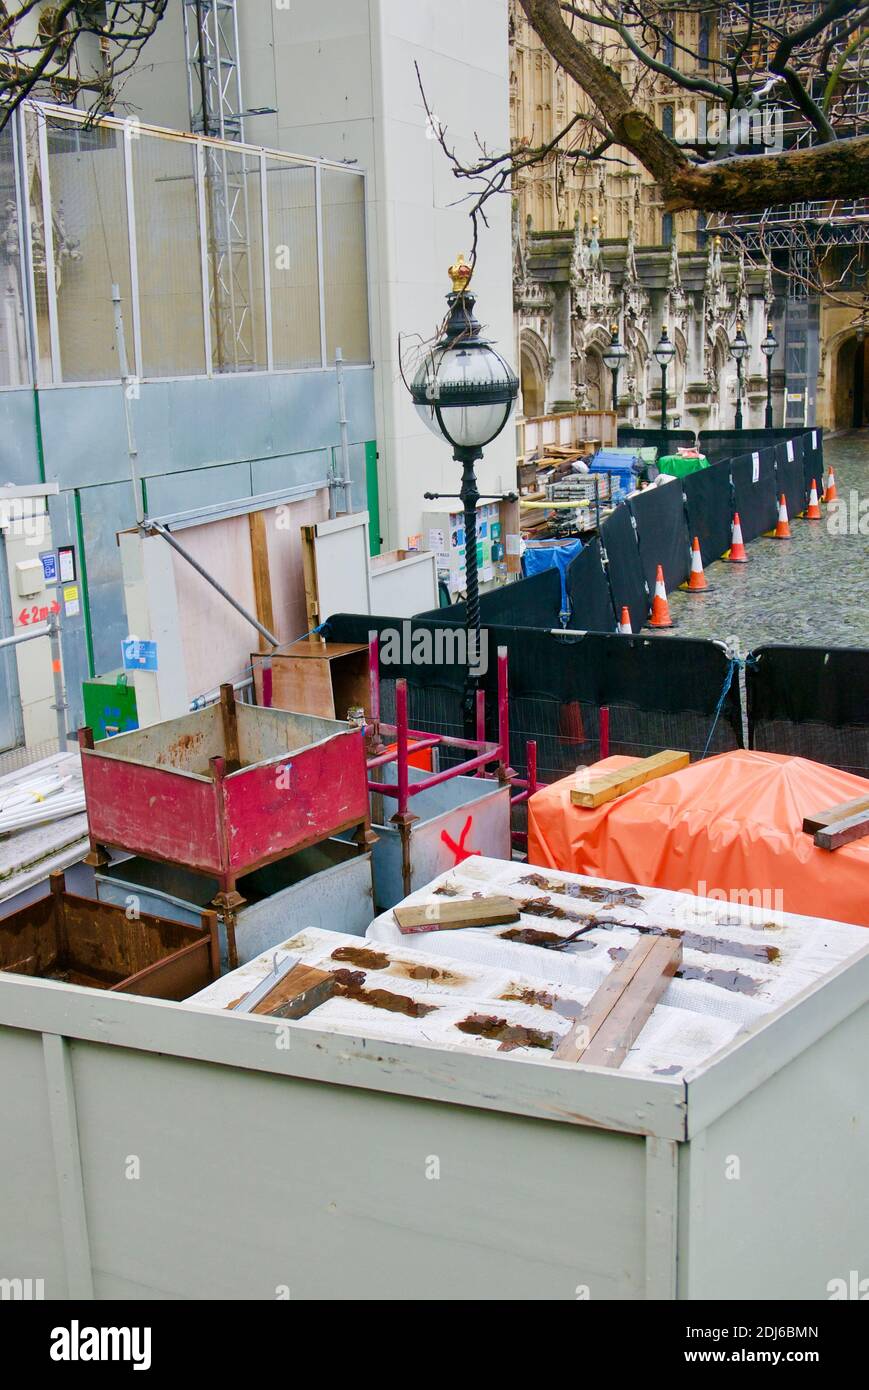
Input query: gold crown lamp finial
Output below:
<box><xmin>448</xmin><ymin>253</ymin><xmax>473</xmax><ymax>294</ymax></box>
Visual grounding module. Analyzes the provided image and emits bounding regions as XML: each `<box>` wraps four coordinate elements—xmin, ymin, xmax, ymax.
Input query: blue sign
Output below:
<box><xmin>122</xmin><ymin>638</ymin><xmax>158</xmax><ymax>672</ymax></box>
<box><xmin>40</xmin><ymin>551</ymin><xmax>58</xmax><ymax>583</ymax></box>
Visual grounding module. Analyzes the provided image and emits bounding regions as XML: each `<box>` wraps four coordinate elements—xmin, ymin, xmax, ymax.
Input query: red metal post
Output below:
<box><xmin>476</xmin><ymin>688</ymin><xmax>486</xmax><ymax>774</ymax></box>
<box><xmin>526</xmin><ymin>740</ymin><xmax>538</xmax><ymax>798</ymax></box>
<box><xmin>368</xmin><ymin>631</ymin><xmax>380</xmax><ymax>723</ymax></box>
<box><xmin>497</xmin><ymin>646</ymin><xmax>510</xmax><ymax>769</ymax></box>
<box><xmin>599</xmin><ymin>705</ymin><xmax>610</xmax><ymax>760</ymax></box>
<box><xmin>395</xmin><ymin>678</ymin><xmax>409</xmax><ymax>817</ymax></box>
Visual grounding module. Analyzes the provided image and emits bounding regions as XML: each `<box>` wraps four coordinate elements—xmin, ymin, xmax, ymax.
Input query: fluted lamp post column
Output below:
<box><xmin>410</xmin><ymin>256</ymin><xmax>519</xmax><ymax>729</ymax></box>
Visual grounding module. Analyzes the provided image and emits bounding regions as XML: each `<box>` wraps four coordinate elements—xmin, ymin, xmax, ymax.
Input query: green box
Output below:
<box><xmin>82</xmin><ymin>670</ymin><xmax>139</xmax><ymax>742</ymax></box>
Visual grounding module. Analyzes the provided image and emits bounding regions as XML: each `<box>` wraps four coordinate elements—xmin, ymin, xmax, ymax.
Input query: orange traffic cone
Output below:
<box><xmin>726</xmin><ymin>513</ymin><xmax>749</xmax><ymax>563</ymax></box>
<box><xmin>824</xmin><ymin>466</ymin><xmax>838</xmax><ymax>503</ymax></box>
<box><xmin>684</xmin><ymin>535</ymin><xmax>713</xmax><ymax>592</ymax></box>
<box><xmin>646</xmin><ymin>565</ymin><xmax>675</xmax><ymax>629</ymax></box>
<box><xmin>772</xmin><ymin>494</ymin><xmax>792</xmax><ymax>539</ymax></box>
<box><xmin>618</xmin><ymin>606</ymin><xmax>632</xmax><ymax>634</ymax></box>
<box><xmin>805</xmin><ymin>479</ymin><xmax>822</xmax><ymax>520</ymax></box>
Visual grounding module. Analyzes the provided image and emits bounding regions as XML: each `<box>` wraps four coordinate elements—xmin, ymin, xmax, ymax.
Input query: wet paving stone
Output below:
<box><xmin>662</xmin><ymin>430</ymin><xmax>869</xmax><ymax>649</ymax></box>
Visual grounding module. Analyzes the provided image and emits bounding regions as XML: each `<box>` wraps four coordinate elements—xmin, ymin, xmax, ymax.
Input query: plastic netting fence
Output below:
<box><xmin>325</xmin><ymin>616</ymin><xmax>743</xmax><ymax>781</ymax></box>
<box><xmin>748</xmin><ymin>646</ymin><xmax>869</xmax><ymax>777</ymax></box>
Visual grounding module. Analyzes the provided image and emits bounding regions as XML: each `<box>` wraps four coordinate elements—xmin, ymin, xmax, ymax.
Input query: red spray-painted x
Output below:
<box><xmin>441</xmin><ymin>815</ymin><xmax>480</xmax><ymax>865</ymax></box>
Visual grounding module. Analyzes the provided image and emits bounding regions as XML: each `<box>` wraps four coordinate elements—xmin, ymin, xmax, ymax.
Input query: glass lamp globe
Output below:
<box><xmin>602</xmin><ymin>324</ymin><xmax>628</xmax><ymax>372</ymax></box>
<box><xmin>654</xmin><ymin>326</ymin><xmax>677</xmax><ymax>367</ymax></box>
<box><xmin>411</xmin><ymin>260</ymin><xmax>519</xmax><ymax>453</ymax></box>
<box><xmin>760</xmin><ymin>325</ymin><xmax>777</xmax><ymax>358</ymax></box>
<box><xmin>730</xmin><ymin>321</ymin><xmax>749</xmax><ymax>361</ymax></box>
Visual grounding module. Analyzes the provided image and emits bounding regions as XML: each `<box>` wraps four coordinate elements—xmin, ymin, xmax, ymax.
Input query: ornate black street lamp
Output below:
<box><xmin>411</xmin><ymin>257</ymin><xmax>519</xmax><ymax>723</ymax></box>
<box><xmin>654</xmin><ymin>325</ymin><xmax>676</xmax><ymax>431</ymax></box>
<box><xmin>760</xmin><ymin>323</ymin><xmax>777</xmax><ymax>429</ymax></box>
<box><xmin>730</xmin><ymin>319</ymin><xmax>749</xmax><ymax>429</ymax></box>
<box><xmin>602</xmin><ymin>323</ymin><xmax>628</xmax><ymax>415</ymax></box>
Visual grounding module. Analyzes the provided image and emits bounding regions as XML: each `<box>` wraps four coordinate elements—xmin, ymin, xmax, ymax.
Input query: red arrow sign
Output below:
<box><xmin>17</xmin><ymin>608</ymin><xmax>31</xmax><ymax>627</ymax></box>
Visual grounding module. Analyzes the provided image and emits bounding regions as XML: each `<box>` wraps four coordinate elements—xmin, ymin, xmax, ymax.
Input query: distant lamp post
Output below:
<box><xmin>602</xmin><ymin>323</ymin><xmax>628</xmax><ymax>416</ymax></box>
<box><xmin>730</xmin><ymin>319</ymin><xmax>749</xmax><ymax>429</ymax></box>
<box><xmin>654</xmin><ymin>325</ymin><xmax>677</xmax><ymax>431</ymax></box>
<box><xmin>411</xmin><ymin>256</ymin><xmax>519</xmax><ymax>717</ymax></box>
<box><xmin>760</xmin><ymin>323</ymin><xmax>777</xmax><ymax>429</ymax></box>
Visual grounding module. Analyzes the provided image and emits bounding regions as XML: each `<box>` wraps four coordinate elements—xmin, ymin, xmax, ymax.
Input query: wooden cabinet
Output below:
<box><xmin>252</xmin><ymin>639</ymin><xmax>370</xmax><ymax>720</ymax></box>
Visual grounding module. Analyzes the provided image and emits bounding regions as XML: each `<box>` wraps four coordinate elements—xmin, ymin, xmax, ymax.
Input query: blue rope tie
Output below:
<box><xmin>701</xmin><ymin>653</ymin><xmax>753</xmax><ymax>760</ymax></box>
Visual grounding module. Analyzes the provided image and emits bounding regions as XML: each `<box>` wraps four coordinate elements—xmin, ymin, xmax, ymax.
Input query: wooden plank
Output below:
<box><xmin>582</xmin><ymin>938</ymin><xmax>682</xmax><ymax>1068</ymax></box>
<box><xmin>394</xmin><ymin>896</ymin><xmax>520</xmax><ymax>934</ymax></box>
<box><xmin>301</xmin><ymin>524</ymin><xmax>320</xmax><ymax>632</ymax></box>
<box><xmin>248</xmin><ymin>509</ymin><xmax>276</xmax><ymax>654</ymax></box>
<box><xmin>554</xmin><ymin>935</ymin><xmax>658</xmax><ymax>1062</ymax></box>
<box><xmin>554</xmin><ymin>936</ymin><xmax>682</xmax><ymax>1067</ymax></box>
<box><xmin>570</xmin><ymin>751</ymin><xmax>690</xmax><ymax>808</ymax></box>
<box><xmin>218</xmin><ymin>684</ymin><xmax>240</xmax><ymax>769</ymax></box>
<box><xmin>814</xmin><ymin>811</ymin><xmax>869</xmax><ymax>851</ymax></box>
<box><xmin>802</xmin><ymin>793</ymin><xmax>869</xmax><ymax>835</ymax></box>
<box><xmin>249</xmin><ymin>962</ymin><xmax>337</xmax><ymax>1020</ymax></box>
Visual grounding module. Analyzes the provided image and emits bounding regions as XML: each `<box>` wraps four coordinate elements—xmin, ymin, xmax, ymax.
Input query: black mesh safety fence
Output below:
<box><xmin>324</xmin><ymin>615</ymin><xmax>743</xmax><ymax>782</ymax></box>
<box><xmin>417</xmin><ymin>565</ymin><xmax>563</xmax><ymax>629</ymax></box>
<box><xmin>600</xmin><ymin>504</ymin><xmax>649</xmax><ymax>632</ymax></box>
<box><xmin>699</xmin><ymin>428</ymin><xmax>797</xmax><ymax>465</ymax></box>
<box><xmin>730</xmin><ymin>450</ymin><xmax>779</xmax><ymax>542</ymax></box>
<box><xmin>774</xmin><ymin>439</ymin><xmax>807</xmax><ymax>522</ymax></box>
<box><xmin>564</xmin><ymin>537</ymin><xmax>617</xmax><ymax>632</ymax></box>
<box><xmin>628</xmin><ymin>480</ymin><xmax>692</xmax><ymax>596</ymax></box>
<box><xmin>803</xmin><ymin>428</ymin><xmax>825</xmax><ymax>498</ymax></box>
<box><xmin>617</xmin><ymin>427</ymin><xmax>697</xmax><ymax>454</ymax></box>
<box><xmin>682</xmin><ymin>461</ymin><xmax>733</xmax><ymax>565</ymax></box>
<box><xmin>417</xmin><ymin>427</ymin><xmax>819</xmax><ymax>637</ymax></box>
<box><xmin>747</xmin><ymin>645</ymin><xmax>869</xmax><ymax>777</ymax></box>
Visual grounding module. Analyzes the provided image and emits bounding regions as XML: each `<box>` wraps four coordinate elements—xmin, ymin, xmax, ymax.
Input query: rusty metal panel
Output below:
<box><xmin>223</xmin><ymin>726</ymin><xmax>368</xmax><ymax>872</ymax></box>
<box><xmin>81</xmin><ymin>751</ymin><xmax>222</xmax><ymax>875</ymax></box>
<box><xmin>81</xmin><ymin>703</ymin><xmax>369</xmax><ymax>882</ymax></box>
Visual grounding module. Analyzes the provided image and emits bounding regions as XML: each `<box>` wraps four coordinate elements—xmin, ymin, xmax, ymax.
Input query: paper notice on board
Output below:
<box><xmin>812</xmin><ymin>430</ymin><xmax>818</xmax><ymax>448</ymax></box>
<box><xmin>752</xmin><ymin>452</ymin><xmax>760</xmax><ymax>482</ymax></box>
<box><xmin>63</xmin><ymin>584</ymin><xmax>80</xmax><ymax>617</ymax></box>
<box><xmin>506</xmin><ymin>533</ymin><xmax>522</xmax><ymax>556</ymax></box>
<box><xmin>786</xmin><ymin>440</ymin><xmax>794</xmax><ymax>462</ymax></box>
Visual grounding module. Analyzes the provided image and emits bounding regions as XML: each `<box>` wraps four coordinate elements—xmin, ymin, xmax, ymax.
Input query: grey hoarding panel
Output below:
<box><xmin>0</xmin><ymin>389</ymin><xmax>41</xmax><ymax>486</ymax></box>
<box><xmin>37</xmin><ymin>367</ymin><xmax>377</xmax><ymax>490</ymax></box>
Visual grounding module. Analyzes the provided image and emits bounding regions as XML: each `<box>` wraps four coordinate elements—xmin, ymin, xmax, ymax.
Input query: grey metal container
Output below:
<box><xmin>96</xmin><ymin>840</ymin><xmax>373</xmax><ymax>967</ymax></box>
<box><xmin>370</xmin><ymin>769</ymin><xmax>511</xmax><ymax>910</ymax></box>
<box><xmin>0</xmin><ymin>937</ymin><xmax>866</xmax><ymax>1299</ymax></box>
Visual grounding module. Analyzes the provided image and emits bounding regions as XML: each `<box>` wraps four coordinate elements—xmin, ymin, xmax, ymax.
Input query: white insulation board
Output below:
<box><xmin>189</xmin><ymin>857</ymin><xmax>866</xmax><ymax>1077</ymax></box>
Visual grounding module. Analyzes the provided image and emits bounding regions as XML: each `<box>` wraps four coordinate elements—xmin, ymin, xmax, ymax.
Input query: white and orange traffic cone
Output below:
<box><xmin>726</xmin><ymin>513</ymin><xmax>749</xmax><ymax>563</ymax></box>
<box><xmin>646</xmin><ymin>565</ymin><xmax>675</xmax><ymax>629</ymax></box>
<box><xmin>683</xmin><ymin>535</ymin><xmax>713</xmax><ymax>592</ymax></box>
<box><xmin>772</xmin><ymin>494</ymin><xmax>792</xmax><ymax>539</ymax></box>
<box><xmin>824</xmin><ymin>466</ymin><xmax>838</xmax><ymax>503</ymax></box>
<box><xmin>805</xmin><ymin>479</ymin><xmax>822</xmax><ymax>520</ymax></box>
<box><xmin>617</xmin><ymin>605</ymin><xmax>633</xmax><ymax>634</ymax></box>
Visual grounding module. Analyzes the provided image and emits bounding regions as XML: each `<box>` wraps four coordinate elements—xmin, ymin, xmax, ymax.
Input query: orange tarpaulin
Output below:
<box><xmin>528</xmin><ymin>749</ymin><xmax>869</xmax><ymax>928</ymax></box>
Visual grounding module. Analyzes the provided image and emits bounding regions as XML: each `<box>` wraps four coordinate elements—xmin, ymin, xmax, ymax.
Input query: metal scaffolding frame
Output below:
<box><xmin>182</xmin><ymin>0</ymin><xmax>255</xmax><ymax>372</ymax></box>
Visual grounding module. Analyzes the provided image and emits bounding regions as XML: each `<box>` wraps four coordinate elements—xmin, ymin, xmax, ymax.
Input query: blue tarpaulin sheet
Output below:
<box><xmin>523</xmin><ymin>538</ymin><xmax>583</xmax><ymax>618</ymax></box>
